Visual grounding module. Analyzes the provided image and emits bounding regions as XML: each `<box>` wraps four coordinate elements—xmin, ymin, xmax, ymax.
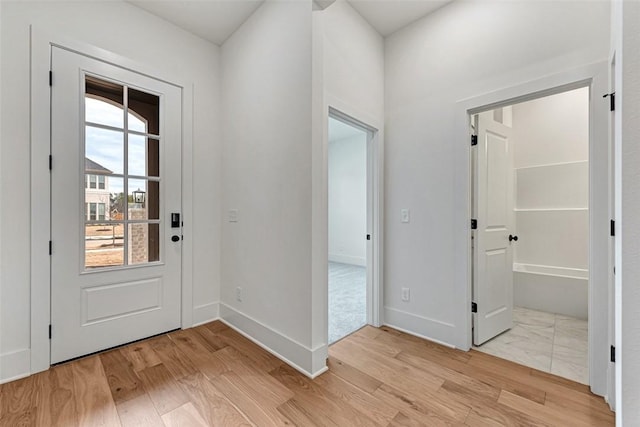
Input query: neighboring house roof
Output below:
<box><xmin>85</xmin><ymin>157</ymin><xmax>113</xmax><ymax>174</ymax></box>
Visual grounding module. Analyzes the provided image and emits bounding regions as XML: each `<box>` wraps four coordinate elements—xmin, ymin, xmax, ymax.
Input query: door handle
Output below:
<box><xmin>171</xmin><ymin>235</ymin><xmax>180</xmax><ymax>242</ymax></box>
<box><xmin>509</xmin><ymin>235</ymin><xmax>518</xmax><ymax>242</ymax></box>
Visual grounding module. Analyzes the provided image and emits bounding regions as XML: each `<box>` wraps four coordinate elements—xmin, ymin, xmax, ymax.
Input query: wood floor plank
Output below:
<box><xmin>162</xmin><ymin>402</ymin><xmax>209</xmax><ymax>427</ymax></box>
<box><xmin>204</xmin><ymin>320</ymin><xmax>231</xmax><ymax>334</ymax></box>
<box><xmin>330</xmin><ymin>338</ymin><xmax>445</xmax><ymax>394</ymax></box>
<box><xmin>312</xmin><ymin>370</ymin><xmax>399</xmax><ymax>426</ymax></box>
<box><xmin>215</xmin><ymin>328</ymin><xmax>283</xmax><ymax>372</ymax></box>
<box><xmin>115</xmin><ymin>393</ymin><xmax>164</xmax><ymax>426</ymax></box>
<box><xmin>178</xmin><ymin>373</ymin><xmax>253</xmax><ymax>426</ymax></box>
<box><xmin>71</xmin><ymin>355</ymin><xmax>121</xmax><ymax>426</ymax></box>
<box><xmin>119</xmin><ymin>341</ymin><xmax>162</xmax><ymax>373</ymax></box>
<box><xmin>326</xmin><ymin>357</ymin><xmax>382</xmax><ymax>394</ymax></box>
<box><xmin>373</xmin><ymin>382</ymin><xmax>470</xmax><ymax>424</ymax></box>
<box><xmin>498</xmin><ymin>389</ymin><xmax>595</xmax><ymax>426</ymax></box>
<box><xmin>388</xmin><ymin>411</ymin><xmax>437</xmax><ymax>427</ymax></box>
<box><xmin>277</xmin><ymin>398</ymin><xmax>341</xmax><ymax>427</ymax></box>
<box><xmin>210</xmin><ymin>371</ymin><xmax>294</xmax><ymax>426</ymax></box>
<box><xmin>395</xmin><ymin>351</ymin><xmax>500</xmax><ymax>402</ymax></box>
<box><xmin>0</xmin><ymin>321</ymin><xmax>614</xmax><ymax>427</ymax></box>
<box><xmin>271</xmin><ymin>363</ymin><xmax>382</xmax><ymax>427</ymax></box>
<box><xmin>469</xmin><ymin>350</ymin><xmax>607</xmax><ymax>408</ymax></box>
<box><xmin>0</xmin><ymin>372</ymin><xmax>39</xmax><ymax>426</ymax></box>
<box><xmin>438</xmin><ymin>381</ymin><xmax>551</xmax><ymax>427</ymax></box>
<box><xmin>168</xmin><ymin>329</ymin><xmax>230</xmax><ymax>379</ymax></box>
<box><xmin>35</xmin><ymin>364</ymin><xmax>78</xmax><ymax>427</ymax></box>
<box><xmin>137</xmin><ymin>363</ymin><xmax>190</xmax><ymax>415</ymax></box>
<box><xmin>214</xmin><ymin>346</ymin><xmax>294</xmax><ymax>405</ymax></box>
<box><xmin>146</xmin><ymin>335</ymin><xmax>198</xmax><ymax>381</ymax></box>
<box><xmin>99</xmin><ymin>348</ymin><xmax>145</xmax><ymax>404</ymax></box>
<box><xmin>193</xmin><ymin>324</ymin><xmax>228</xmax><ymax>351</ymax></box>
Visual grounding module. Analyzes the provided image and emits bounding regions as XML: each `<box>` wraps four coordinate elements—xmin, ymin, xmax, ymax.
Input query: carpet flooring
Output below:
<box><xmin>328</xmin><ymin>262</ymin><xmax>366</xmax><ymax>344</ymax></box>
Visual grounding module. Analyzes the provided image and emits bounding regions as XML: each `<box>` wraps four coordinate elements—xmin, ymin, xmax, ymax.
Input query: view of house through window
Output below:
<box><xmin>84</xmin><ymin>75</ymin><xmax>161</xmax><ymax>269</ymax></box>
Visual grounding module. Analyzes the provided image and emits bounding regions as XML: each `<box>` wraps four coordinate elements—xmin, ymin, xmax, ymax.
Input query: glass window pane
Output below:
<box><xmin>128</xmin><ymin>179</ymin><xmax>159</xmax><ymax>220</ymax></box>
<box><xmin>85</xmin><ymin>77</ymin><xmax>124</xmax><ymax>128</ymax></box>
<box><xmin>85</xmin><ymin>175</ymin><xmax>119</xmax><ymax>221</ymax></box>
<box><xmin>89</xmin><ymin>175</ymin><xmax>97</xmax><ymax>189</ymax></box>
<box><xmin>106</xmin><ymin>177</ymin><xmax>124</xmax><ymax>221</ymax></box>
<box><xmin>128</xmin><ymin>88</ymin><xmax>159</xmax><ymax>135</ymax></box>
<box><xmin>128</xmin><ymin>135</ymin><xmax>159</xmax><ymax>178</ymax></box>
<box><xmin>85</xmin><ymin>223</ymin><xmax>124</xmax><ymax>268</ymax></box>
<box><xmin>128</xmin><ymin>112</ymin><xmax>147</xmax><ymax>133</ymax></box>
<box><xmin>98</xmin><ymin>203</ymin><xmax>106</xmax><ymax>220</ymax></box>
<box><xmin>85</xmin><ymin>126</ymin><xmax>124</xmax><ymax>175</ymax></box>
<box><xmin>98</xmin><ymin>175</ymin><xmax>106</xmax><ymax>189</ymax></box>
<box><xmin>128</xmin><ymin>223</ymin><xmax>160</xmax><ymax>265</ymax></box>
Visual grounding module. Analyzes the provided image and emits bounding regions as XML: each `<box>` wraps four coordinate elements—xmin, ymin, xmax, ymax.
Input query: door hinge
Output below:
<box><xmin>471</xmin><ymin>302</ymin><xmax>478</xmax><ymax>313</ymax></box>
<box><xmin>49</xmin><ymin>155</ymin><xmax>52</xmax><ymax>171</ymax></box>
<box><xmin>603</xmin><ymin>92</ymin><xmax>615</xmax><ymax>112</ymax></box>
<box><xmin>366</xmin><ymin>234</ymin><xmax>371</xmax><ymax>241</ymax></box>
<box><xmin>49</xmin><ymin>71</ymin><xmax>53</xmax><ymax>87</ymax></box>
<box><xmin>471</xmin><ymin>219</ymin><xmax>478</xmax><ymax>230</ymax></box>
<box><xmin>48</xmin><ymin>324</ymin><xmax>52</xmax><ymax>339</ymax></box>
<box><xmin>49</xmin><ymin>241</ymin><xmax>52</xmax><ymax>255</ymax></box>
<box><xmin>471</xmin><ymin>135</ymin><xmax>478</xmax><ymax>146</ymax></box>
<box><xmin>611</xmin><ymin>345</ymin><xmax>616</xmax><ymax>363</ymax></box>
<box><xmin>610</xmin><ymin>219</ymin><xmax>615</xmax><ymax>237</ymax></box>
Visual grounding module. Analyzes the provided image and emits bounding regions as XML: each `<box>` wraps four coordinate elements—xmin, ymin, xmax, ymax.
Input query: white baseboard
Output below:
<box><xmin>219</xmin><ymin>303</ymin><xmax>327</xmax><ymax>378</ymax></box>
<box><xmin>0</xmin><ymin>349</ymin><xmax>31</xmax><ymax>384</ymax></box>
<box><xmin>328</xmin><ymin>253</ymin><xmax>366</xmax><ymax>267</ymax></box>
<box><xmin>192</xmin><ymin>302</ymin><xmax>220</xmax><ymax>327</ymax></box>
<box><xmin>383</xmin><ymin>306</ymin><xmax>457</xmax><ymax>348</ymax></box>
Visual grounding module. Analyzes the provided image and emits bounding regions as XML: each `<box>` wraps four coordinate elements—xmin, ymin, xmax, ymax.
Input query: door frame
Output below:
<box><xmin>454</xmin><ymin>61</ymin><xmax>610</xmax><ymax>397</ymax></box>
<box><xmin>327</xmin><ymin>107</ymin><xmax>379</xmax><ymax>331</ymax></box>
<box><xmin>30</xmin><ymin>27</ymin><xmax>195</xmax><ymax>375</ymax></box>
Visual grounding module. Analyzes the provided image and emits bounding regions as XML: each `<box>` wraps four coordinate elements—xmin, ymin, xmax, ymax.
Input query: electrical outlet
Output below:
<box><xmin>401</xmin><ymin>209</ymin><xmax>410</xmax><ymax>223</ymax></box>
<box><xmin>236</xmin><ymin>286</ymin><xmax>242</xmax><ymax>302</ymax></box>
<box><xmin>401</xmin><ymin>287</ymin><xmax>410</xmax><ymax>302</ymax></box>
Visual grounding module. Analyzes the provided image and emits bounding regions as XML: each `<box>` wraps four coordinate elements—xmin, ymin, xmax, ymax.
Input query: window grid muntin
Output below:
<box><xmin>83</xmin><ymin>75</ymin><xmax>162</xmax><ymax>270</ymax></box>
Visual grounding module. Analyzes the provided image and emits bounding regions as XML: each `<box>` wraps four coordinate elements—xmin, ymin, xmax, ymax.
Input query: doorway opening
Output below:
<box><xmin>327</xmin><ymin>111</ymin><xmax>375</xmax><ymax>344</ymax></box>
<box><xmin>471</xmin><ymin>87</ymin><xmax>590</xmax><ymax>384</ymax></box>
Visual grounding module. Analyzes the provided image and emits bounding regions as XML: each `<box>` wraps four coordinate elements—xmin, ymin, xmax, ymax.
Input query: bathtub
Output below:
<box><xmin>513</xmin><ymin>263</ymin><xmax>588</xmax><ymax>320</ymax></box>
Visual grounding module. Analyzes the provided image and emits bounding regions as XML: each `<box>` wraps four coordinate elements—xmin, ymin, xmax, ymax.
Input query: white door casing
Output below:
<box><xmin>50</xmin><ymin>47</ymin><xmax>182</xmax><ymax>363</ymax></box>
<box><xmin>473</xmin><ymin>110</ymin><xmax>515</xmax><ymax>345</ymax></box>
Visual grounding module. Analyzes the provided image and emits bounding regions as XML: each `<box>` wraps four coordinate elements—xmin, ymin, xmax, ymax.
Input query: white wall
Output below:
<box><xmin>510</xmin><ymin>89</ymin><xmax>589</xmax><ymax>318</ymax></box>
<box><xmin>513</xmin><ymin>89</ymin><xmax>589</xmax><ymax>270</ymax></box>
<box><xmin>328</xmin><ymin>132</ymin><xmax>367</xmax><ymax>266</ymax></box>
<box><xmin>613</xmin><ymin>1</ymin><xmax>640</xmax><ymax>423</ymax></box>
<box><xmin>311</xmin><ymin>0</ymin><xmax>384</xmax><ymax>354</ymax></box>
<box><xmin>384</xmin><ymin>1</ymin><xmax>609</xmax><ymax>347</ymax></box>
<box><xmin>0</xmin><ymin>0</ymin><xmax>221</xmax><ymax>382</ymax></box>
<box><xmin>220</xmin><ymin>0</ymin><xmax>316</xmax><ymax>374</ymax></box>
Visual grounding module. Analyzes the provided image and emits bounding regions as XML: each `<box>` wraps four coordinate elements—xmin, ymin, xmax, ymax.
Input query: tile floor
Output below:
<box><xmin>474</xmin><ymin>306</ymin><xmax>588</xmax><ymax>384</ymax></box>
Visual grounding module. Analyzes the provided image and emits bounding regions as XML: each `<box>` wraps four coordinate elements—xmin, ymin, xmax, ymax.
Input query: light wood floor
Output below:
<box><xmin>0</xmin><ymin>321</ymin><xmax>614</xmax><ymax>426</ymax></box>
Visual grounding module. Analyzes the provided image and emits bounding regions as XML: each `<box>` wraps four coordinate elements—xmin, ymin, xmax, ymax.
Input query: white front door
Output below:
<box><xmin>50</xmin><ymin>47</ymin><xmax>182</xmax><ymax>363</ymax></box>
<box><xmin>473</xmin><ymin>110</ymin><xmax>515</xmax><ymax>345</ymax></box>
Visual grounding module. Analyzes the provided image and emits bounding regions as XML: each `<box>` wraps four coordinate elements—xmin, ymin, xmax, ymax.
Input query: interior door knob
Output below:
<box><xmin>509</xmin><ymin>235</ymin><xmax>518</xmax><ymax>242</ymax></box>
<box><xmin>171</xmin><ymin>235</ymin><xmax>180</xmax><ymax>242</ymax></box>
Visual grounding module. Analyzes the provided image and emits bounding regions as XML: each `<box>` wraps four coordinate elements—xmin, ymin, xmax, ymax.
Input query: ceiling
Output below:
<box><xmin>348</xmin><ymin>0</ymin><xmax>451</xmax><ymax>36</ymax></box>
<box><xmin>127</xmin><ymin>0</ymin><xmax>264</xmax><ymax>46</ymax></box>
<box><xmin>127</xmin><ymin>0</ymin><xmax>452</xmax><ymax>46</ymax></box>
<box><xmin>329</xmin><ymin>117</ymin><xmax>366</xmax><ymax>142</ymax></box>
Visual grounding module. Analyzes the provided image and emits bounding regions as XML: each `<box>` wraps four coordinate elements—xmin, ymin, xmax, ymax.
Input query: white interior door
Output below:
<box><xmin>51</xmin><ymin>47</ymin><xmax>182</xmax><ymax>363</ymax></box>
<box><xmin>473</xmin><ymin>110</ymin><xmax>515</xmax><ymax>345</ymax></box>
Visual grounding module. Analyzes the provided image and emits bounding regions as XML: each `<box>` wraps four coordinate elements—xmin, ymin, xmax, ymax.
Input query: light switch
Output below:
<box><xmin>401</xmin><ymin>209</ymin><xmax>410</xmax><ymax>223</ymax></box>
<box><xmin>228</xmin><ymin>209</ymin><xmax>239</xmax><ymax>223</ymax></box>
